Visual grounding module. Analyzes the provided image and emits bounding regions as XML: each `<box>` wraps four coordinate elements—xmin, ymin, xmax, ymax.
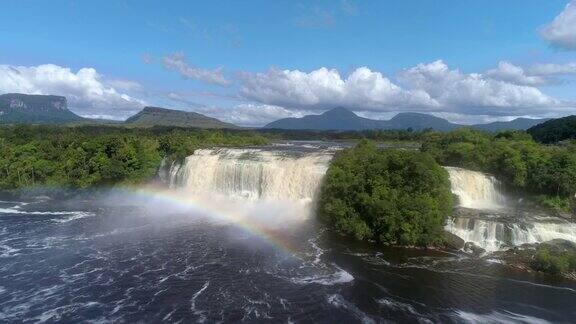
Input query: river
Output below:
<box><xmin>1</xmin><ymin>142</ymin><xmax>575</xmax><ymax>323</ymax></box>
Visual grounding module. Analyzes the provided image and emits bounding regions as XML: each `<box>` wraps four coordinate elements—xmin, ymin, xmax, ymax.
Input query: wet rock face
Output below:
<box><xmin>443</xmin><ymin>230</ymin><xmax>465</xmax><ymax>250</ymax></box>
<box><xmin>464</xmin><ymin>242</ymin><xmax>486</xmax><ymax>256</ymax></box>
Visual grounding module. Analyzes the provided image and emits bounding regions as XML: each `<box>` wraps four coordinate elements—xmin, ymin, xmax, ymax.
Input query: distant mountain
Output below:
<box><xmin>264</xmin><ymin>107</ymin><xmax>548</xmax><ymax>132</ymax></box>
<box><xmin>527</xmin><ymin>115</ymin><xmax>576</xmax><ymax>143</ymax></box>
<box><xmin>264</xmin><ymin>108</ymin><xmax>457</xmax><ymax>131</ymax></box>
<box><xmin>0</xmin><ymin>93</ymin><xmax>83</xmax><ymax>124</ymax></box>
<box><xmin>384</xmin><ymin>112</ymin><xmax>458</xmax><ymax>131</ymax></box>
<box><xmin>473</xmin><ymin>118</ymin><xmax>551</xmax><ymax>132</ymax></box>
<box><xmin>265</xmin><ymin>107</ymin><xmax>383</xmax><ymax>130</ymax></box>
<box><xmin>124</xmin><ymin>106</ymin><xmax>240</xmax><ymax>129</ymax></box>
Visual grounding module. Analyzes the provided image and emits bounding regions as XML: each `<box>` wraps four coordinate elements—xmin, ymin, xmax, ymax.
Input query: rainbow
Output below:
<box><xmin>120</xmin><ymin>184</ymin><xmax>302</xmax><ymax>255</ymax></box>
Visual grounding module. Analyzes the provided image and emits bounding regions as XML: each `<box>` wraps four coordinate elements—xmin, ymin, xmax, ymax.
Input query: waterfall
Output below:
<box><xmin>445</xmin><ymin>167</ymin><xmax>506</xmax><ymax>210</ymax></box>
<box><xmin>444</xmin><ymin>167</ymin><xmax>576</xmax><ymax>252</ymax></box>
<box><xmin>445</xmin><ymin>217</ymin><xmax>576</xmax><ymax>252</ymax></box>
<box><xmin>165</xmin><ymin>148</ymin><xmax>333</xmax><ymax>203</ymax></box>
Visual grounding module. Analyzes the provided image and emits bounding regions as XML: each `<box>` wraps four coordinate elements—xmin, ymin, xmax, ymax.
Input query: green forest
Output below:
<box><xmin>527</xmin><ymin>115</ymin><xmax>576</xmax><ymax>144</ymax></box>
<box><xmin>0</xmin><ymin>125</ymin><xmax>268</xmax><ymax>190</ymax></box>
<box><xmin>318</xmin><ymin>141</ymin><xmax>454</xmax><ymax>246</ymax></box>
<box><xmin>2</xmin><ymin>124</ymin><xmax>575</xmax><ymax>214</ymax></box>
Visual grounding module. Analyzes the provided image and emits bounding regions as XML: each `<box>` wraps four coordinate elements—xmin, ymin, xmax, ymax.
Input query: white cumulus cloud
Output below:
<box><xmin>239</xmin><ymin>66</ymin><xmax>436</xmax><ymax>112</ymax></box>
<box><xmin>397</xmin><ymin>60</ymin><xmax>563</xmax><ymax>115</ymax></box>
<box><xmin>195</xmin><ymin>104</ymin><xmax>309</xmax><ymax>127</ymax></box>
<box><xmin>484</xmin><ymin>61</ymin><xmax>549</xmax><ymax>86</ymax></box>
<box><xmin>540</xmin><ymin>1</ymin><xmax>576</xmax><ymax>50</ymax></box>
<box><xmin>162</xmin><ymin>52</ymin><xmax>230</xmax><ymax>86</ymax></box>
<box><xmin>0</xmin><ymin>64</ymin><xmax>145</xmax><ymax>118</ymax></box>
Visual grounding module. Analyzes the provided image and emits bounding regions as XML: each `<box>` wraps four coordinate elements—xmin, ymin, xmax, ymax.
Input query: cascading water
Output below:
<box><xmin>165</xmin><ymin>148</ymin><xmax>333</xmax><ymax>203</ymax></box>
<box><xmin>444</xmin><ymin>167</ymin><xmax>576</xmax><ymax>252</ymax></box>
<box><xmin>445</xmin><ymin>217</ymin><xmax>576</xmax><ymax>252</ymax></box>
<box><xmin>445</xmin><ymin>167</ymin><xmax>506</xmax><ymax>210</ymax></box>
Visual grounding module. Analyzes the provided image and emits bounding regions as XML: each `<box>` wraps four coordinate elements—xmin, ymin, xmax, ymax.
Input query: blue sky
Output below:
<box><xmin>1</xmin><ymin>0</ymin><xmax>575</xmax><ymax>125</ymax></box>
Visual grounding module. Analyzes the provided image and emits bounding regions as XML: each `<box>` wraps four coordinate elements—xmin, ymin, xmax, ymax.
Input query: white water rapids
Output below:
<box><xmin>164</xmin><ymin>148</ymin><xmax>332</xmax><ymax>203</ymax></box>
<box><xmin>445</xmin><ymin>167</ymin><xmax>576</xmax><ymax>252</ymax></box>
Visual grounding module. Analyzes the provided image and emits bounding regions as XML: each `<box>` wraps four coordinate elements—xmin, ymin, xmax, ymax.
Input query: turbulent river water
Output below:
<box><xmin>1</xmin><ymin>142</ymin><xmax>576</xmax><ymax>323</ymax></box>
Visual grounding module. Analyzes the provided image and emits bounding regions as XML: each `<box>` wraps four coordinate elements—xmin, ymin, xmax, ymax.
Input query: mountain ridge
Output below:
<box><xmin>0</xmin><ymin>94</ymin><xmax>551</xmax><ymax>131</ymax></box>
<box><xmin>265</xmin><ymin>107</ymin><xmax>549</xmax><ymax>132</ymax></box>
<box><xmin>124</xmin><ymin>106</ymin><xmax>240</xmax><ymax>129</ymax></box>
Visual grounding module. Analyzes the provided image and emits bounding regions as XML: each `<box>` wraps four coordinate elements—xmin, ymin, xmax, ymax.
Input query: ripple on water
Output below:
<box><xmin>290</xmin><ymin>266</ymin><xmax>354</xmax><ymax>286</ymax></box>
<box><xmin>327</xmin><ymin>294</ymin><xmax>375</xmax><ymax>324</ymax></box>
<box><xmin>0</xmin><ymin>244</ymin><xmax>20</xmax><ymax>258</ymax></box>
<box><xmin>453</xmin><ymin>310</ymin><xmax>552</xmax><ymax>324</ymax></box>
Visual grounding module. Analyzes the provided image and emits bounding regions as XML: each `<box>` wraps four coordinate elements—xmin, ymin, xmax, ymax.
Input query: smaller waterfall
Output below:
<box><xmin>444</xmin><ymin>167</ymin><xmax>576</xmax><ymax>252</ymax></box>
<box><xmin>445</xmin><ymin>167</ymin><xmax>506</xmax><ymax>210</ymax></box>
<box><xmin>445</xmin><ymin>217</ymin><xmax>576</xmax><ymax>252</ymax></box>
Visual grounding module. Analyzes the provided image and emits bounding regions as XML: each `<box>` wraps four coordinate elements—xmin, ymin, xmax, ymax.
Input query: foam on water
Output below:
<box><xmin>327</xmin><ymin>294</ymin><xmax>375</xmax><ymax>324</ymax></box>
<box><xmin>51</xmin><ymin>212</ymin><xmax>95</xmax><ymax>223</ymax></box>
<box><xmin>0</xmin><ymin>244</ymin><xmax>20</xmax><ymax>258</ymax></box>
<box><xmin>190</xmin><ymin>281</ymin><xmax>210</xmax><ymax>323</ymax></box>
<box><xmin>0</xmin><ymin>207</ymin><xmax>89</xmax><ymax>216</ymax></box>
<box><xmin>290</xmin><ymin>266</ymin><xmax>354</xmax><ymax>286</ymax></box>
<box><xmin>454</xmin><ymin>310</ymin><xmax>551</xmax><ymax>324</ymax></box>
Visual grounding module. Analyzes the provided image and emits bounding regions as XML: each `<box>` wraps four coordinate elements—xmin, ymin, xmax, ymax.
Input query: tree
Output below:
<box><xmin>318</xmin><ymin>141</ymin><xmax>454</xmax><ymax>246</ymax></box>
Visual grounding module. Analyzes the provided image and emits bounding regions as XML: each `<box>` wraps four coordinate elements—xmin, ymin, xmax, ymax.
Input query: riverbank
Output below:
<box><xmin>491</xmin><ymin>241</ymin><xmax>576</xmax><ymax>281</ymax></box>
<box><xmin>0</xmin><ymin>125</ymin><xmax>268</xmax><ymax>191</ymax></box>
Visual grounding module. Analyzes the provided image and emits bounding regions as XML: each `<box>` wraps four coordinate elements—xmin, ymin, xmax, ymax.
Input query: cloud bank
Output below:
<box><xmin>541</xmin><ymin>1</ymin><xmax>576</xmax><ymax>50</ymax></box>
<box><xmin>240</xmin><ymin>66</ymin><xmax>436</xmax><ymax>111</ymax></box>
<box><xmin>399</xmin><ymin>61</ymin><xmax>561</xmax><ymax>115</ymax></box>
<box><xmin>239</xmin><ymin>60</ymin><xmax>567</xmax><ymax>117</ymax></box>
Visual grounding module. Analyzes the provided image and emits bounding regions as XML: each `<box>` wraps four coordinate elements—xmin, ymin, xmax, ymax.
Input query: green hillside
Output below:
<box><xmin>125</xmin><ymin>106</ymin><xmax>240</xmax><ymax>129</ymax></box>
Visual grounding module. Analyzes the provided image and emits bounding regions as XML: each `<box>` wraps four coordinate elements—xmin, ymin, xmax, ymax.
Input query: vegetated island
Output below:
<box><xmin>318</xmin><ymin>140</ymin><xmax>454</xmax><ymax>247</ymax></box>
